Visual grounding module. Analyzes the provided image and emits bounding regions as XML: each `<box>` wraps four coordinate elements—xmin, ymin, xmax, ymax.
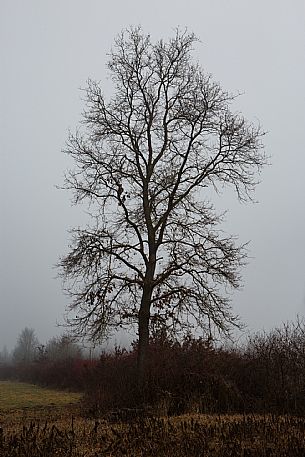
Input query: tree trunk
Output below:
<box><xmin>137</xmin><ymin>282</ymin><xmax>153</xmax><ymax>388</ymax></box>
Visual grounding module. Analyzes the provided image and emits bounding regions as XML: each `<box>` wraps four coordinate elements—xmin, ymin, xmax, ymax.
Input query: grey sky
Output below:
<box><xmin>1</xmin><ymin>0</ymin><xmax>305</xmax><ymax>349</ymax></box>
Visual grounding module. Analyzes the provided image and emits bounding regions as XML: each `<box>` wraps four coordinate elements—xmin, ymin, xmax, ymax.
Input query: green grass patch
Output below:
<box><xmin>0</xmin><ymin>381</ymin><xmax>81</xmax><ymax>410</ymax></box>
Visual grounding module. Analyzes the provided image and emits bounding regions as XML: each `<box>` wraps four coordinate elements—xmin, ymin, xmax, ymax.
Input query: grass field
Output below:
<box><xmin>1</xmin><ymin>381</ymin><xmax>305</xmax><ymax>456</ymax></box>
<box><xmin>0</xmin><ymin>380</ymin><xmax>81</xmax><ymax>410</ymax></box>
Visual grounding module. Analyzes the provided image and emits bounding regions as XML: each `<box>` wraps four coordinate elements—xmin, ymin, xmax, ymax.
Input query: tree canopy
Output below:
<box><xmin>59</xmin><ymin>27</ymin><xmax>265</xmax><ymax>378</ymax></box>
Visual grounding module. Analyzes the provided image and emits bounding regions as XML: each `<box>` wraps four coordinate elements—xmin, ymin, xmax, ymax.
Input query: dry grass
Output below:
<box><xmin>1</xmin><ymin>409</ymin><xmax>305</xmax><ymax>456</ymax></box>
<box><xmin>1</xmin><ymin>382</ymin><xmax>305</xmax><ymax>456</ymax></box>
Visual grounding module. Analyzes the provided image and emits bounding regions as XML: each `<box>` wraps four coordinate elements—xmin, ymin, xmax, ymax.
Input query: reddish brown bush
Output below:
<box><xmin>3</xmin><ymin>320</ymin><xmax>305</xmax><ymax>417</ymax></box>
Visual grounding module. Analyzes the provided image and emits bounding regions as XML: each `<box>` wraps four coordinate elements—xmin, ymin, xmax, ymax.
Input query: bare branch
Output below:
<box><xmin>59</xmin><ymin>27</ymin><xmax>266</xmax><ymax>354</ymax></box>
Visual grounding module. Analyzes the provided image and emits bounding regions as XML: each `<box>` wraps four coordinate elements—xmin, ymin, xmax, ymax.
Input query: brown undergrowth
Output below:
<box><xmin>1</xmin><ymin>409</ymin><xmax>305</xmax><ymax>456</ymax></box>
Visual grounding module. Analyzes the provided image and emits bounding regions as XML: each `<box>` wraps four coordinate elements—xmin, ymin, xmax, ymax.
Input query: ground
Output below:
<box><xmin>1</xmin><ymin>381</ymin><xmax>305</xmax><ymax>456</ymax></box>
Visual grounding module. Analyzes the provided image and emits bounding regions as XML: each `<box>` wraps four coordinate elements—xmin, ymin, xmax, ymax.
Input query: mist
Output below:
<box><xmin>1</xmin><ymin>0</ymin><xmax>305</xmax><ymax>350</ymax></box>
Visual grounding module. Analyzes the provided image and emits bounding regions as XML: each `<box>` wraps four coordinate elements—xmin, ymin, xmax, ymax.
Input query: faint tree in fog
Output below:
<box><xmin>13</xmin><ymin>327</ymin><xmax>39</xmax><ymax>364</ymax></box>
<box><xmin>45</xmin><ymin>334</ymin><xmax>82</xmax><ymax>361</ymax></box>
<box><xmin>59</xmin><ymin>27</ymin><xmax>266</xmax><ymax>383</ymax></box>
<box><xmin>0</xmin><ymin>346</ymin><xmax>10</xmax><ymax>364</ymax></box>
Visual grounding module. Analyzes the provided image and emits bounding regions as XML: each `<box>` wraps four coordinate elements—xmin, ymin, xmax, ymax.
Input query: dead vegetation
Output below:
<box><xmin>2</xmin><ymin>322</ymin><xmax>305</xmax><ymax>455</ymax></box>
<box><xmin>1</xmin><ymin>412</ymin><xmax>305</xmax><ymax>456</ymax></box>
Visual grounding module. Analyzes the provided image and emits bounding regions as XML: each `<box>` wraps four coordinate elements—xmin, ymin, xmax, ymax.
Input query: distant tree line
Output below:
<box><xmin>0</xmin><ymin>327</ymin><xmax>85</xmax><ymax>366</ymax></box>
<box><xmin>0</xmin><ymin>328</ymin><xmax>90</xmax><ymax>389</ymax></box>
<box><xmin>0</xmin><ymin>327</ymin><xmax>83</xmax><ymax>365</ymax></box>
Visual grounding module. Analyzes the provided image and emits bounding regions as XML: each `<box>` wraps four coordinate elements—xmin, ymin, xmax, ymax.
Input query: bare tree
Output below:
<box><xmin>59</xmin><ymin>27</ymin><xmax>266</xmax><ymax>382</ymax></box>
<box><xmin>45</xmin><ymin>335</ymin><xmax>82</xmax><ymax>361</ymax></box>
<box><xmin>0</xmin><ymin>346</ymin><xmax>10</xmax><ymax>364</ymax></box>
<box><xmin>13</xmin><ymin>327</ymin><xmax>39</xmax><ymax>364</ymax></box>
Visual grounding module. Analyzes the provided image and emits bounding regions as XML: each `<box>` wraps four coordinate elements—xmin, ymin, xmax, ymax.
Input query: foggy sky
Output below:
<box><xmin>1</xmin><ymin>0</ymin><xmax>305</xmax><ymax>350</ymax></box>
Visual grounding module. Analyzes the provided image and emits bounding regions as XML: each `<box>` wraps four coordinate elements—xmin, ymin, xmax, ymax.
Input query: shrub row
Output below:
<box><xmin>83</xmin><ymin>322</ymin><xmax>305</xmax><ymax>416</ymax></box>
<box><xmin>2</xmin><ymin>320</ymin><xmax>305</xmax><ymax>416</ymax></box>
<box><xmin>0</xmin><ymin>358</ymin><xmax>98</xmax><ymax>391</ymax></box>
